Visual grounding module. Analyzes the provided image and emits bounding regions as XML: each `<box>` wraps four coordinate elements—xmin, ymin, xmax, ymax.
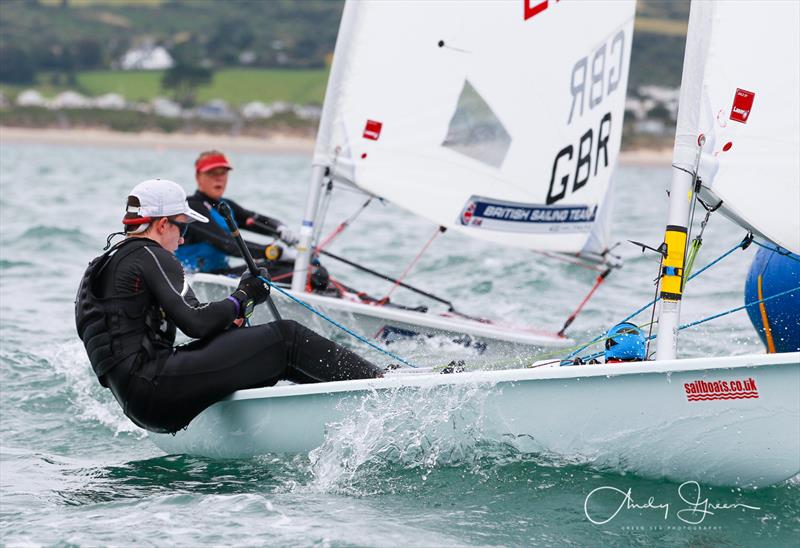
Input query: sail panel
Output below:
<box><xmin>314</xmin><ymin>0</ymin><xmax>635</xmax><ymax>253</ymax></box>
<box><xmin>690</xmin><ymin>1</ymin><xmax>800</xmax><ymax>254</ymax></box>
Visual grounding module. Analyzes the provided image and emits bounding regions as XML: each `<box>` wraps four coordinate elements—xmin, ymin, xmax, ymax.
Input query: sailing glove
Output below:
<box><xmin>277</xmin><ymin>225</ymin><xmax>299</xmax><ymax>246</ymax></box>
<box><xmin>231</xmin><ymin>268</ymin><xmax>271</xmax><ymax>316</ymax></box>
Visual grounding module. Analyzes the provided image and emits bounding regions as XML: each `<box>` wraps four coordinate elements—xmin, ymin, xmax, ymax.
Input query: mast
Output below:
<box><xmin>655</xmin><ymin>0</ymin><xmax>713</xmax><ymax>360</ymax></box>
<box><xmin>292</xmin><ymin>1</ymin><xmax>359</xmax><ymax>292</ymax></box>
<box><xmin>292</xmin><ymin>166</ymin><xmax>325</xmax><ymax>293</ymax></box>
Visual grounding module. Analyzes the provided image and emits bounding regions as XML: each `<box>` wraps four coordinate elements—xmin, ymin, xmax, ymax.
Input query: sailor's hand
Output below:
<box><xmin>235</xmin><ymin>268</ymin><xmax>271</xmax><ymax>306</ymax></box>
<box><xmin>277</xmin><ymin>225</ymin><xmax>299</xmax><ymax>246</ymax></box>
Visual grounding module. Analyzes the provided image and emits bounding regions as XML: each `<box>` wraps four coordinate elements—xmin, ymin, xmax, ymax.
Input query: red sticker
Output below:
<box><xmin>730</xmin><ymin>88</ymin><xmax>755</xmax><ymax>124</ymax></box>
<box><xmin>684</xmin><ymin>377</ymin><xmax>759</xmax><ymax>402</ymax></box>
<box><xmin>460</xmin><ymin>202</ymin><xmax>476</xmax><ymax>225</ymax></box>
<box><xmin>363</xmin><ymin>120</ymin><xmax>383</xmax><ymax>140</ymax></box>
<box><xmin>524</xmin><ymin>0</ymin><xmax>549</xmax><ymax>20</ymax></box>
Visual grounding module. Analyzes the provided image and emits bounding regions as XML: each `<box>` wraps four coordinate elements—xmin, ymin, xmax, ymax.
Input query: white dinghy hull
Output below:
<box><xmin>151</xmin><ymin>352</ymin><xmax>800</xmax><ymax>488</ymax></box>
<box><xmin>190</xmin><ymin>273</ymin><xmax>571</xmax><ymax>352</ymax></box>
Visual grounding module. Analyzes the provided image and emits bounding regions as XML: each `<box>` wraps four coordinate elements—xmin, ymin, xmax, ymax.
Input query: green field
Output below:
<box><xmin>77</xmin><ymin>68</ymin><xmax>329</xmax><ymax>105</ymax></box>
<box><xmin>1</xmin><ymin>68</ymin><xmax>329</xmax><ymax>106</ymax></box>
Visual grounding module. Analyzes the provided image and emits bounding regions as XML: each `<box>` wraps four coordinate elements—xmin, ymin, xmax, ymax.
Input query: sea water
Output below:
<box><xmin>1</xmin><ymin>142</ymin><xmax>797</xmax><ymax>546</ymax></box>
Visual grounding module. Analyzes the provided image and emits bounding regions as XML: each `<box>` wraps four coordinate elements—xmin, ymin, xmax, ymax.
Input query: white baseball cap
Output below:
<box><xmin>126</xmin><ymin>179</ymin><xmax>209</xmax><ymax>224</ymax></box>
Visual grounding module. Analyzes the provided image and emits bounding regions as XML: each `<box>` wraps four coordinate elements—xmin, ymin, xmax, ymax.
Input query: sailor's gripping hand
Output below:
<box><xmin>277</xmin><ymin>225</ymin><xmax>299</xmax><ymax>246</ymax></box>
<box><xmin>230</xmin><ymin>268</ymin><xmax>271</xmax><ymax>318</ymax></box>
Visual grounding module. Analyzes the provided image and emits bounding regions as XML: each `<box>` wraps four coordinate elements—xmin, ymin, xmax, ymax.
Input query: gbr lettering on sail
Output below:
<box><xmin>546</xmin><ymin>29</ymin><xmax>626</xmax><ymax>205</ymax></box>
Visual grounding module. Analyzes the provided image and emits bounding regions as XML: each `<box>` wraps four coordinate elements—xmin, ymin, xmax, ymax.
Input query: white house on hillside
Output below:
<box><xmin>93</xmin><ymin>93</ymin><xmax>126</xmax><ymax>110</ymax></box>
<box><xmin>196</xmin><ymin>99</ymin><xmax>234</xmax><ymax>121</ymax></box>
<box><xmin>119</xmin><ymin>45</ymin><xmax>174</xmax><ymax>71</ymax></box>
<box><xmin>293</xmin><ymin>104</ymin><xmax>322</xmax><ymax>121</ymax></box>
<box><xmin>151</xmin><ymin>97</ymin><xmax>182</xmax><ymax>118</ymax></box>
<box><xmin>16</xmin><ymin>89</ymin><xmax>46</xmax><ymax>107</ymax></box>
<box><xmin>241</xmin><ymin>101</ymin><xmax>274</xmax><ymax>119</ymax></box>
<box><xmin>270</xmin><ymin>101</ymin><xmax>291</xmax><ymax>114</ymax></box>
<box><xmin>50</xmin><ymin>91</ymin><xmax>91</xmax><ymax>109</ymax></box>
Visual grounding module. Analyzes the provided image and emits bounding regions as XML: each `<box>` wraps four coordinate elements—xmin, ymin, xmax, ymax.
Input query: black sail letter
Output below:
<box><xmin>573</xmin><ymin>130</ymin><xmax>593</xmax><ymax>192</ymax></box>
<box><xmin>547</xmin><ymin>145</ymin><xmax>573</xmax><ymax>205</ymax></box>
<box><xmin>595</xmin><ymin>112</ymin><xmax>611</xmax><ymax>175</ymax></box>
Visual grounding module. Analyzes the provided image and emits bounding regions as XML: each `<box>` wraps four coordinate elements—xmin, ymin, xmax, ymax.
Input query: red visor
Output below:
<box><xmin>196</xmin><ymin>154</ymin><xmax>233</xmax><ymax>174</ymax></box>
<box><xmin>122</xmin><ymin>216</ymin><xmax>152</xmax><ymax>226</ymax></box>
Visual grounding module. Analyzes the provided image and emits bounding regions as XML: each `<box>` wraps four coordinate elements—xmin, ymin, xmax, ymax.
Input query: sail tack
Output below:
<box><xmin>314</xmin><ymin>0</ymin><xmax>635</xmax><ymax>254</ymax></box>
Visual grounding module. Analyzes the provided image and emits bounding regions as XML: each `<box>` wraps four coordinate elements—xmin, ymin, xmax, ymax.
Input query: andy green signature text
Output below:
<box><xmin>584</xmin><ymin>481</ymin><xmax>761</xmax><ymax>525</ymax></box>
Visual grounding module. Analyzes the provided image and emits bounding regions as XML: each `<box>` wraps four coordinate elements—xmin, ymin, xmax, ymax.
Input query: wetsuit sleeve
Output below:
<box><xmin>184</xmin><ymin>198</ymin><xmax>265</xmax><ymax>258</ymax></box>
<box><xmin>227</xmin><ymin>198</ymin><xmax>284</xmax><ymax>238</ymax></box>
<box><xmin>139</xmin><ymin>245</ymin><xmax>237</xmax><ymax>339</ymax></box>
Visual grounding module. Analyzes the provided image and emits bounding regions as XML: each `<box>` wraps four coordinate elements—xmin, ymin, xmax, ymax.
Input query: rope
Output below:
<box><xmin>532</xmin><ymin>251</ymin><xmax>606</xmax><ymax>272</ymax></box>
<box><xmin>312</xmin><ymin>180</ymin><xmax>334</xmax><ymax>250</ymax></box>
<box><xmin>558</xmin><ymin>268</ymin><xmax>611</xmax><ymax>336</ymax></box>
<box><xmin>316</xmin><ymin>197</ymin><xmax>373</xmax><ymax>252</ymax></box>
<box><xmin>751</xmin><ymin>240</ymin><xmax>800</xmax><ymax>264</ymax></box>
<box><xmin>644</xmin><ymin>254</ymin><xmax>662</xmax><ymax>358</ymax></box>
<box><xmin>562</xmin><ymin>236</ymin><xmax>750</xmax><ymax>362</ymax></box>
<box><xmin>675</xmin><ymin>285</ymin><xmax>800</xmax><ymax>332</ymax></box>
<box><xmin>257</xmin><ymin>275</ymin><xmax>418</xmax><ymax>368</ymax></box>
<box><xmin>270</xmin><ymin>271</ymin><xmax>293</xmax><ymax>282</ymax></box>
<box><xmin>379</xmin><ymin>226</ymin><xmax>444</xmax><ymax>303</ymax></box>
<box><xmin>566</xmin><ymin>285</ymin><xmax>800</xmax><ymax>364</ymax></box>
<box><xmin>684</xmin><ymin>201</ymin><xmax>722</xmax><ymax>283</ymax></box>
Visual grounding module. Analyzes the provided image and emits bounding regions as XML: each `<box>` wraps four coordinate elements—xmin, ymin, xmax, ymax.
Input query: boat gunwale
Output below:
<box><xmin>220</xmin><ymin>351</ymin><xmax>800</xmax><ymax>402</ymax></box>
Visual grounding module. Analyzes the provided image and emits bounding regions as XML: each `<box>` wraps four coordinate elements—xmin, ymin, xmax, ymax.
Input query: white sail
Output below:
<box><xmin>313</xmin><ymin>0</ymin><xmax>634</xmax><ymax>254</ymax></box>
<box><xmin>680</xmin><ymin>1</ymin><xmax>800</xmax><ymax>255</ymax></box>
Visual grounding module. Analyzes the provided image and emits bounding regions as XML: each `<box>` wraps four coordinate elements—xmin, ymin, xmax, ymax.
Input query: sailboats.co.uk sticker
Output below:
<box><xmin>683</xmin><ymin>378</ymin><xmax>759</xmax><ymax>402</ymax></box>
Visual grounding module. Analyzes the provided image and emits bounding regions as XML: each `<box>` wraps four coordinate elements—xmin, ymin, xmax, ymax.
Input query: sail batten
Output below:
<box><xmin>314</xmin><ymin>0</ymin><xmax>635</xmax><ymax>254</ymax></box>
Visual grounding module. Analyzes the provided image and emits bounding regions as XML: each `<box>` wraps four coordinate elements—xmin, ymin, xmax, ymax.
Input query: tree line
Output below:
<box><xmin>0</xmin><ymin>0</ymin><xmax>343</xmax><ymax>84</ymax></box>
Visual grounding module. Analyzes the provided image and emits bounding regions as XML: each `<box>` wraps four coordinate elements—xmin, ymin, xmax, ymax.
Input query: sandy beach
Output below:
<box><xmin>0</xmin><ymin>126</ymin><xmax>315</xmax><ymax>154</ymax></box>
<box><xmin>0</xmin><ymin>126</ymin><xmax>671</xmax><ymax>165</ymax></box>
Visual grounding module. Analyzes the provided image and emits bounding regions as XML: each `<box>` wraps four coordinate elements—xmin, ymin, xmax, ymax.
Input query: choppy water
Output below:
<box><xmin>1</xmin><ymin>141</ymin><xmax>797</xmax><ymax>546</ymax></box>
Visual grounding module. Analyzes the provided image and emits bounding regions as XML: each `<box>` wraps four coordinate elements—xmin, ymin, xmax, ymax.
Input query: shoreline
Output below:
<box><xmin>0</xmin><ymin>126</ymin><xmax>315</xmax><ymax>154</ymax></box>
<box><xmin>0</xmin><ymin>126</ymin><xmax>672</xmax><ymax>165</ymax></box>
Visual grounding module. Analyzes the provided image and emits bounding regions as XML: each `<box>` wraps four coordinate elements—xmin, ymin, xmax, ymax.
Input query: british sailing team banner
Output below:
<box><xmin>458</xmin><ymin>196</ymin><xmax>597</xmax><ymax>234</ymax></box>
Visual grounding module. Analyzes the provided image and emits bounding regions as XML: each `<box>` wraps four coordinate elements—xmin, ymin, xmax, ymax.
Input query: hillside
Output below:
<box><xmin>1</xmin><ymin>0</ymin><xmax>689</xmax><ymax>95</ymax></box>
<box><xmin>0</xmin><ymin>0</ymin><xmax>343</xmax><ymax>78</ymax></box>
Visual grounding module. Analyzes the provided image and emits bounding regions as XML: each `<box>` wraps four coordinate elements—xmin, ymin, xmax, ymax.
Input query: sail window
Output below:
<box><xmin>442</xmin><ymin>80</ymin><xmax>511</xmax><ymax>168</ymax></box>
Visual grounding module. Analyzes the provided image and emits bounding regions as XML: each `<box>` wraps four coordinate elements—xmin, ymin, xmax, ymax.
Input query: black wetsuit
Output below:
<box><xmin>179</xmin><ymin>191</ymin><xmax>294</xmax><ymax>278</ymax></box>
<box><xmin>75</xmin><ymin>237</ymin><xmax>381</xmax><ymax>434</ymax></box>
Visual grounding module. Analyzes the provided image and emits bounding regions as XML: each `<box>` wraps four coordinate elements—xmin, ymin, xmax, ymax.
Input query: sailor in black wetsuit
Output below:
<box><xmin>75</xmin><ymin>178</ymin><xmax>382</xmax><ymax>434</ymax></box>
<box><xmin>176</xmin><ymin>150</ymin><xmax>314</xmax><ymax>286</ymax></box>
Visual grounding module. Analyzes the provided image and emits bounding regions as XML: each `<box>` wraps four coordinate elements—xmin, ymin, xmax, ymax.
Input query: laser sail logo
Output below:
<box><xmin>683</xmin><ymin>378</ymin><xmax>759</xmax><ymax>402</ymax></box>
<box><xmin>729</xmin><ymin>88</ymin><xmax>755</xmax><ymax>124</ymax></box>
<box><xmin>363</xmin><ymin>119</ymin><xmax>383</xmax><ymax>140</ymax></box>
<box><xmin>524</xmin><ymin>0</ymin><xmax>559</xmax><ymax>21</ymax></box>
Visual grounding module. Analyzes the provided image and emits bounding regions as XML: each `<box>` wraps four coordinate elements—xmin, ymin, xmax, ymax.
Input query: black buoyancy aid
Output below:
<box><xmin>75</xmin><ymin>238</ymin><xmax>172</xmax><ymax>386</ymax></box>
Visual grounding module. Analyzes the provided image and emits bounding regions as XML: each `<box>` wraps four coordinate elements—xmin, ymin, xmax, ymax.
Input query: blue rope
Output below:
<box><xmin>567</xmin><ymin>285</ymin><xmax>800</xmax><ymax>363</ymax></box>
<box><xmin>257</xmin><ymin>276</ymin><xmax>418</xmax><ymax>368</ymax></box>
<box><xmin>563</xmin><ymin>236</ymin><xmax>748</xmax><ymax>362</ymax></box>
<box><xmin>675</xmin><ymin>285</ymin><xmax>800</xmax><ymax>332</ymax></box>
<box><xmin>685</xmin><ymin>239</ymin><xmax>747</xmax><ymax>282</ymax></box>
<box><xmin>751</xmin><ymin>240</ymin><xmax>800</xmax><ymax>264</ymax></box>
